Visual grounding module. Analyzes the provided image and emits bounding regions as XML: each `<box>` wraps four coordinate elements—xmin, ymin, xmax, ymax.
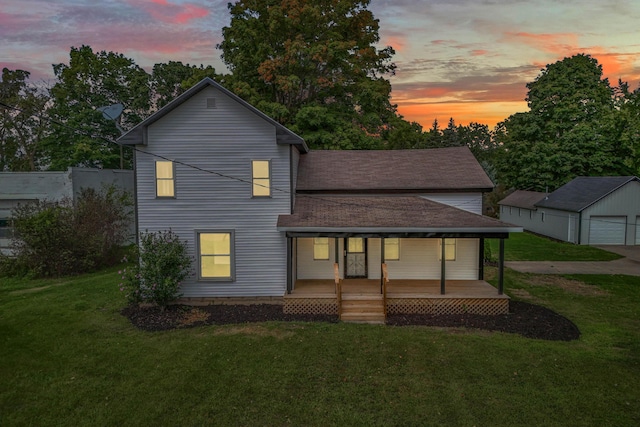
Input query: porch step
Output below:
<box><xmin>340</xmin><ymin>294</ymin><xmax>385</xmax><ymax>324</ymax></box>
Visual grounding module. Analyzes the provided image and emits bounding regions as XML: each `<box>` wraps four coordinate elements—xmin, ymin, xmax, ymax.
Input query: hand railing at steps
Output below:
<box><xmin>334</xmin><ymin>263</ymin><xmax>341</xmax><ymax>317</ymax></box>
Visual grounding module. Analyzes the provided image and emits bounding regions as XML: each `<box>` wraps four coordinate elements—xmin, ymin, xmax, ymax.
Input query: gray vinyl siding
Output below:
<box><xmin>135</xmin><ymin>85</ymin><xmax>291</xmax><ymax>296</ymax></box>
<box><xmin>500</xmin><ymin>205</ymin><xmax>577</xmax><ymax>243</ymax></box>
<box><xmin>421</xmin><ymin>193</ymin><xmax>483</xmax><ymax>214</ymax></box>
<box><xmin>581</xmin><ymin>180</ymin><xmax>640</xmax><ymax>245</ymax></box>
<box><xmin>295</xmin><ymin>237</ymin><xmax>478</xmax><ymax>281</ymax></box>
<box><xmin>291</xmin><ymin>146</ymin><xmax>301</xmax><ymax>210</ymax></box>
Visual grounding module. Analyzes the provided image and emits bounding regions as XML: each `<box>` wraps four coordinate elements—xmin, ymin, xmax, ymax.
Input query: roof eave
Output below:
<box><xmin>276</xmin><ymin>226</ymin><xmax>523</xmax><ymax>233</ymax></box>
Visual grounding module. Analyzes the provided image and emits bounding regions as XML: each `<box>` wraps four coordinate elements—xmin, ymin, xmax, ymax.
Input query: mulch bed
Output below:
<box><xmin>121</xmin><ymin>300</ymin><xmax>580</xmax><ymax>341</ymax></box>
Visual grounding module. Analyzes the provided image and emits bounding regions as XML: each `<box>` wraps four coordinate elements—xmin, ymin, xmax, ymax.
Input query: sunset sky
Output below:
<box><xmin>2</xmin><ymin>0</ymin><xmax>639</xmax><ymax>129</ymax></box>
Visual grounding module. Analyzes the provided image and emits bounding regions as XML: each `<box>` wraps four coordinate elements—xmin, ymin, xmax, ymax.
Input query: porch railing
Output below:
<box><xmin>334</xmin><ymin>263</ymin><xmax>342</xmax><ymax>316</ymax></box>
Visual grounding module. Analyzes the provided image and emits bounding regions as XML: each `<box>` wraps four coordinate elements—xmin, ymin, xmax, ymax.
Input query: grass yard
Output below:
<box><xmin>1</xmin><ymin>267</ymin><xmax>639</xmax><ymax>426</ymax></box>
<box><xmin>487</xmin><ymin>231</ymin><xmax>622</xmax><ymax>261</ymax></box>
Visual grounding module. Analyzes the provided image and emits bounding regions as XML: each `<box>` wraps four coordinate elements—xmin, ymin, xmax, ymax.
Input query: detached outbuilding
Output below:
<box><xmin>499</xmin><ymin>176</ymin><xmax>640</xmax><ymax>245</ymax></box>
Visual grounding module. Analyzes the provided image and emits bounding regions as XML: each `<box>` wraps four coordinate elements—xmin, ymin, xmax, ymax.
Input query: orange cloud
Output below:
<box><xmin>504</xmin><ymin>32</ymin><xmax>580</xmax><ymax>56</ymax></box>
<box><xmin>395</xmin><ymin>100</ymin><xmax>527</xmax><ymax>129</ymax></box>
<box><xmin>470</xmin><ymin>50</ymin><xmax>488</xmax><ymax>56</ymax></box>
<box><xmin>384</xmin><ymin>35</ymin><xmax>406</xmax><ymax>53</ymax></box>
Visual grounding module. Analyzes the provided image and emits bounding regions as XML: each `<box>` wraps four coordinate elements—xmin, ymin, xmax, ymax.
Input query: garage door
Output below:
<box><xmin>589</xmin><ymin>216</ymin><xmax>626</xmax><ymax>245</ymax></box>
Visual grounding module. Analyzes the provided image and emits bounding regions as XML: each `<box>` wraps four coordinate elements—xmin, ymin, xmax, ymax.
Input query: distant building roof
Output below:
<box><xmin>278</xmin><ymin>195</ymin><xmax>520</xmax><ymax>234</ymax></box>
<box><xmin>498</xmin><ymin>190</ymin><xmax>546</xmax><ymax>210</ymax></box>
<box><xmin>296</xmin><ymin>146</ymin><xmax>493</xmax><ymax>193</ymax></box>
<box><xmin>534</xmin><ymin>176</ymin><xmax>640</xmax><ymax>212</ymax></box>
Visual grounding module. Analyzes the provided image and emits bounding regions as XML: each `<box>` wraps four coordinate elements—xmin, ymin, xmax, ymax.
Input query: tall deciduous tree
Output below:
<box><xmin>43</xmin><ymin>45</ymin><xmax>151</xmax><ymax>170</ymax></box>
<box><xmin>0</xmin><ymin>68</ymin><xmax>50</xmax><ymax>171</ymax></box>
<box><xmin>151</xmin><ymin>61</ymin><xmax>219</xmax><ymax>109</ymax></box>
<box><xmin>496</xmin><ymin>54</ymin><xmax>630</xmax><ymax>191</ymax></box>
<box><xmin>218</xmin><ymin>0</ymin><xmax>403</xmax><ymax>149</ymax></box>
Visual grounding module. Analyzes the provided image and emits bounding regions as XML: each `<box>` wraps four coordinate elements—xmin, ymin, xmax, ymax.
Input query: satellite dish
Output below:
<box><xmin>97</xmin><ymin>103</ymin><xmax>124</xmax><ymax>121</ymax></box>
<box><xmin>97</xmin><ymin>103</ymin><xmax>125</xmax><ymax>135</ymax></box>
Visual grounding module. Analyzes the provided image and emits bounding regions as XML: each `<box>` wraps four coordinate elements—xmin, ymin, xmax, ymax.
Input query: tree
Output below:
<box><xmin>218</xmin><ymin>0</ymin><xmax>403</xmax><ymax>148</ymax></box>
<box><xmin>151</xmin><ymin>61</ymin><xmax>220</xmax><ymax>109</ymax></box>
<box><xmin>43</xmin><ymin>46</ymin><xmax>151</xmax><ymax>170</ymax></box>
<box><xmin>0</xmin><ymin>68</ymin><xmax>50</xmax><ymax>171</ymax></box>
<box><xmin>495</xmin><ymin>54</ymin><xmax>630</xmax><ymax>191</ymax></box>
<box><xmin>613</xmin><ymin>80</ymin><xmax>640</xmax><ymax>176</ymax></box>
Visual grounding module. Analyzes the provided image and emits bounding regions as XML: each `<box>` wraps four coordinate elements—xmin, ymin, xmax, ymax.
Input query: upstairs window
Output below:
<box><xmin>252</xmin><ymin>160</ymin><xmax>271</xmax><ymax>197</ymax></box>
<box><xmin>313</xmin><ymin>237</ymin><xmax>330</xmax><ymax>260</ymax></box>
<box><xmin>384</xmin><ymin>238</ymin><xmax>399</xmax><ymax>261</ymax></box>
<box><xmin>438</xmin><ymin>238</ymin><xmax>456</xmax><ymax>261</ymax></box>
<box><xmin>156</xmin><ymin>161</ymin><xmax>175</xmax><ymax>197</ymax></box>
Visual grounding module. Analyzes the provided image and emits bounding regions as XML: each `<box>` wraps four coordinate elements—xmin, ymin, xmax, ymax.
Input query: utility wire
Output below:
<box><xmin>3</xmin><ymin>100</ymin><xmax>636</xmax><ymax>226</ymax></box>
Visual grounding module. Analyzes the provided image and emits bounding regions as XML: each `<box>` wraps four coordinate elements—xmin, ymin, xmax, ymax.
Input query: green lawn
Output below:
<box><xmin>1</xmin><ymin>268</ymin><xmax>639</xmax><ymax>426</ymax></box>
<box><xmin>487</xmin><ymin>231</ymin><xmax>623</xmax><ymax>261</ymax></box>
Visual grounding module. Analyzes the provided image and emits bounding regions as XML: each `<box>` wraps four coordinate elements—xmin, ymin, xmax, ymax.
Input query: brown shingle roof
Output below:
<box><xmin>277</xmin><ymin>195</ymin><xmax>520</xmax><ymax>233</ymax></box>
<box><xmin>498</xmin><ymin>190</ymin><xmax>546</xmax><ymax>210</ymax></box>
<box><xmin>296</xmin><ymin>147</ymin><xmax>493</xmax><ymax>192</ymax></box>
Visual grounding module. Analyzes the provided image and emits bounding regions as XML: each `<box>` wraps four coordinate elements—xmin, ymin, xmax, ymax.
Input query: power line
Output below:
<box><xmin>0</xmin><ymin>100</ymin><xmax>509</xmax><ymax>218</ymax></box>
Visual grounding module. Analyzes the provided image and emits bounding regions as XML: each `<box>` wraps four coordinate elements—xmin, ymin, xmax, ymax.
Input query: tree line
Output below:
<box><xmin>1</xmin><ymin>0</ymin><xmax>639</xmax><ymax>193</ymax></box>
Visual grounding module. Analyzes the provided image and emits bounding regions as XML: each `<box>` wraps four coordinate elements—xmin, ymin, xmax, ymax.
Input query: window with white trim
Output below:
<box><xmin>313</xmin><ymin>237</ymin><xmax>330</xmax><ymax>260</ymax></box>
<box><xmin>198</xmin><ymin>231</ymin><xmax>234</xmax><ymax>280</ymax></box>
<box><xmin>252</xmin><ymin>160</ymin><xmax>271</xmax><ymax>197</ymax></box>
<box><xmin>438</xmin><ymin>238</ymin><xmax>456</xmax><ymax>261</ymax></box>
<box><xmin>384</xmin><ymin>238</ymin><xmax>399</xmax><ymax>261</ymax></box>
<box><xmin>156</xmin><ymin>161</ymin><xmax>175</xmax><ymax>197</ymax></box>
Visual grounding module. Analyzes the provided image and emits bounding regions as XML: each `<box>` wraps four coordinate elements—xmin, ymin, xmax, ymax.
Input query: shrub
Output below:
<box><xmin>0</xmin><ymin>185</ymin><xmax>132</xmax><ymax>277</ymax></box>
<box><xmin>120</xmin><ymin>230</ymin><xmax>192</xmax><ymax>308</ymax></box>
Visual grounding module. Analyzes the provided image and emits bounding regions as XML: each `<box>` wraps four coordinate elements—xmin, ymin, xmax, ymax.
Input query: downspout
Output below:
<box><xmin>577</xmin><ymin>211</ymin><xmax>582</xmax><ymax>245</ymax></box>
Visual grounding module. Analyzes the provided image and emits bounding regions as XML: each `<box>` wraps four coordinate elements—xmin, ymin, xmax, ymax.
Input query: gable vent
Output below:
<box><xmin>206</xmin><ymin>97</ymin><xmax>216</xmax><ymax>109</ymax></box>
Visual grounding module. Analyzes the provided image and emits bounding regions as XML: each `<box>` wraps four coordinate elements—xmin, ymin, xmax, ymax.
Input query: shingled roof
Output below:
<box><xmin>295</xmin><ymin>147</ymin><xmax>493</xmax><ymax>193</ymax></box>
<box><xmin>498</xmin><ymin>190</ymin><xmax>546</xmax><ymax>210</ymax></box>
<box><xmin>534</xmin><ymin>176</ymin><xmax>639</xmax><ymax>212</ymax></box>
<box><xmin>277</xmin><ymin>195</ymin><xmax>520</xmax><ymax>234</ymax></box>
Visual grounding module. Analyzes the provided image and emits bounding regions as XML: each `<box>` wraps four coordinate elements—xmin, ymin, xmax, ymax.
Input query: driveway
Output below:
<box><xmin>505</xmin><ymin>245</ymin><xmax>640</xmax><ymax>276</ymax></box>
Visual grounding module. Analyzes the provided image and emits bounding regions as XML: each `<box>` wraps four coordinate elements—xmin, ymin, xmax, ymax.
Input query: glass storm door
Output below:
<box><xmin>345</xmin><ymin>238</ymin><xmax>367</xmax><ymax>278</ymax></box>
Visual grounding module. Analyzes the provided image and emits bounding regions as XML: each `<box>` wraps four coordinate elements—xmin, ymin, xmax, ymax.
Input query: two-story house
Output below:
<box><xmin>119</xmin><ymin>78</ymin><xmax>521</xmax><ymax>322</ymax></box>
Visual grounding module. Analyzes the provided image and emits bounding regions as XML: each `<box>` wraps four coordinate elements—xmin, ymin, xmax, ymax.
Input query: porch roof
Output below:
<box><xmin>277</xmin><ymin>196</ymin><xmax>522</xmax><ymax>237</ymax></box>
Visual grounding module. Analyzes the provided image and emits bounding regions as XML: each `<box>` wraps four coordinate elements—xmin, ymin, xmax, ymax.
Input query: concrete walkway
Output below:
<box><xmin>505</xmin><ymin>245</ymin><xmax>640</xmax><ymax>276</ymax></box>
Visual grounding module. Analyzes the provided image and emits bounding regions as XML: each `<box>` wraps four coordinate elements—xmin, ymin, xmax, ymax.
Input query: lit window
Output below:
<box><xmin>313</xmin><ymin>237</ymin><xmax>329</xmax><ymax>260</ymax></box>
<box><xmin>156</xmin><ymin>161</ymin><xmax>175</xmax><ymax>197</ymax></box>
<box><xmin>438</xmin><ymin>239</ymin><xmax>456</xmax><ymax>261</ymax></box>
<box><xmin>252</xmin><ymin>160</ymin><xmax>270</xmax><ymax>197</ymax></box>
<box><xmin>384</xmin><ymin>238</ymin><xmax>399</xmax><ymax>261</ymax></box>
<box><xmin>199</xmin><ymin>232</ymin><xmax>234</xmax><ymax>280</ymax></box>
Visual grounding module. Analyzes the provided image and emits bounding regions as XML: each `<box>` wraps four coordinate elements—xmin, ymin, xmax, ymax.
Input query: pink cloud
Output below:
<box><xmin>131</xmin><ymin>0</ymin><xmax>209</xmax><ymax>24</ymax></box>
<box><xmin>470</xmin><ymin>50</ymin><xmax>488</xmax><ymax>56</ymax></box>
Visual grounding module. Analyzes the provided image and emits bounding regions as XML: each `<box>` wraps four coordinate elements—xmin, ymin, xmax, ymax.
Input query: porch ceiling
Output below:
<box><xmin>277</xmin><ymin>195</ymin><xmax>521</xmax><ymax>237</ymax></box>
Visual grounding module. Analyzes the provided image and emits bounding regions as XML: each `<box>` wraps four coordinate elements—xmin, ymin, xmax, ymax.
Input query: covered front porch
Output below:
<box><xmin>277</xmin><ymin>195</ymin><xmax>522</xmax><ymax>321</ymax></box>
<box><xmin>284</xmin><ymin>277</ymin><xmax>509</xmax><ymax>319</ymax></box>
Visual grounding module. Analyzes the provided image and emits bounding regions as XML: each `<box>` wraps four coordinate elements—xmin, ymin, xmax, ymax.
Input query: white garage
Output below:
<box><xmin>589</xmin><ymin>216</ymin><xmax>626</xmax><ymax>245</ymax></box>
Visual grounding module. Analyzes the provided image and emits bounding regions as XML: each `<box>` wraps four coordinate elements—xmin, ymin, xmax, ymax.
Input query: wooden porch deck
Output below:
<box><xmin>284</xmin><ymin>279</ymin><xmax>509</xmax><ymax>317</ymax></box>
<box><xmin>290</xmin><ymin>279</ymin><xmax>505</xmax><ymax>298</ymax></box>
